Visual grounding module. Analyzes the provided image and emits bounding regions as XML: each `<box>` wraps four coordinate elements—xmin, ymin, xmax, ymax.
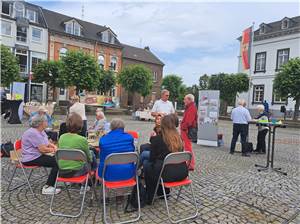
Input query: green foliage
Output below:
<box><xmin>273</xmin><ymin>57</ymin><xmax>300</xmax><ymax>120</ymax></box>
<box><xmin>32</xmin><ymin>60</ymin><xmax>64</xmax><ymax>89</ymax></box>
<box><xmin>97</xmin><ymin>69</ymin><xmax>116</xmax><ymax>94</ymax></box>
<box><xmin>1</xmin><ymin>45</ymin><xmax>20</xmax><ymax>87</ymax></box>
<box><xmin>161</xmin><ymin>74</ymin><xmax>183</xmax><ymax>102</ymax></box>
<box><xmin>118</xmin><ymin>64</ymin><xmax>153</xmax><ymax>97</ymax></box>
<box><xmin>61</xmin><ymin>51</ymin><xmax>100</xmax><ymax>93</ymax></box>
<box><xmin>208</xmin><ymin>72</ymin><xmax>249</xmax><ymax>106</ymax></box>
<box><xmin>199</xmin><ymin>74</ymin><xmax>209</xmax><ymax>90</ymax></box>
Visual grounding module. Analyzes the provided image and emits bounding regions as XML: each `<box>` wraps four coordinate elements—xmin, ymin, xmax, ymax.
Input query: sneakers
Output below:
<box><xmin>80</xmin><ymin>185</ymin><xmax>91</xmax><ymax>194</ymax></box>
<box><xmin>42</xmin><ymin>185</ymin><xmax>61</xmax><ymax>195</ymax></box>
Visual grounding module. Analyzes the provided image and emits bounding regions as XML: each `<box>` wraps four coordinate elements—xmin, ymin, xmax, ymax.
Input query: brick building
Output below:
<box><xmin>42</xmin><ymin>8</ymin><xmax>123</xmax><ymax>102</ymax></box>
<box><xmin>121</xmin><ymin>44</ymin><xmax>164</xmax><ymax>108</ymax></box>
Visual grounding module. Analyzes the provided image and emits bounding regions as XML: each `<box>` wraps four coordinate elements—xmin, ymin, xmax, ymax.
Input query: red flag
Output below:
<box><xmin>241</xmin><ymin>27</ymin><xmax>252</xmax><ymax>70</ymax></box>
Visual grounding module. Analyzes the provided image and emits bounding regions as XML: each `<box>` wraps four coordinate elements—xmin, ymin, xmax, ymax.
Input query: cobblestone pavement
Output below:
<box><xmin>1</xmin><ymin>115</ymin><xmax>299</xmax><ymax>224</ymax></box>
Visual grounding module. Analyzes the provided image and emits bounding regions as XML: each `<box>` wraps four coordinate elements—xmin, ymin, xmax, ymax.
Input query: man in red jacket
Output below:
<box><xmin>180</xmin><ymin>94</ymin><xmax>197</xmax><ymax>171</ymax></box>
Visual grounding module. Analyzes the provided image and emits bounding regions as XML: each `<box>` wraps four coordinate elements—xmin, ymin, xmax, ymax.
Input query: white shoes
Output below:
<box><xmin>42</xmin><ymin>185</ymin><xmax>61</xmax><ymax>195</ymax></box>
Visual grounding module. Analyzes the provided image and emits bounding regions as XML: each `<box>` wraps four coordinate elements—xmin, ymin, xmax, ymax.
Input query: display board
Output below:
<box><xmin>197</xmin><ymin>90</ymin><xmax>220</xmax><ymax>147</ymax></box>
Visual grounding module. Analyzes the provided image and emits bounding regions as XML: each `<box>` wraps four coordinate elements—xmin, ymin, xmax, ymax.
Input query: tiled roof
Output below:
<box><xmin>122</xmin><ymin>44</ymin><xmax>164</xmax><ymax>66</ymax></box>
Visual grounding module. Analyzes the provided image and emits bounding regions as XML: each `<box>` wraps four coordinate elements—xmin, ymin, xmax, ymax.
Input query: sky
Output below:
<box><xmin>31</xmin><ymin>0</ymin><xmax>299</xmax><ymax>86</ymax></box>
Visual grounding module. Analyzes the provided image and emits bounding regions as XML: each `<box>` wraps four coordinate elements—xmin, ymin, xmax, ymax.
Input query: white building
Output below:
<box><xmin>1</xmin><ymin>1</ymin><xmax>48</xmax><ymax>102</ymax></box>
<box><xmin>237</xmin><ymin>16</ymin><xmax>300</xmax><ymax>118</ymax></box>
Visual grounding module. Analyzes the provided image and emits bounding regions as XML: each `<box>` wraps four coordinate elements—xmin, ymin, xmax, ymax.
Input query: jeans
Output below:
<box><xmin>23</xmin><ymin>155</ymin><xmax>58</xmax><ymax>187</ymax></box>
<box><xmin>140</xmin><ymin>150</ymin><xmax>150</xmax><ymax>168</ymax></box>
<box><xmin>230</xmin><ymin>123</ymin><xmax>248</xmax><ymax>154</ymax></box>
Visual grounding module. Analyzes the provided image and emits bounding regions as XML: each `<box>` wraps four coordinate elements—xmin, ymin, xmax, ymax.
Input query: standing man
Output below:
<box><xmin>230</xmin><ymin>99</ymin><xmax>252</xmax><ymax>157</ymax></box>
<box><xmin>151</xmin><ymin>89</ymin><xmax>175</xmax><ymax>117</ymax></box>
<box><xmin>180</xmin><ymin>94</ymin><xmax>197</xmax><ymax>171</ymax></box>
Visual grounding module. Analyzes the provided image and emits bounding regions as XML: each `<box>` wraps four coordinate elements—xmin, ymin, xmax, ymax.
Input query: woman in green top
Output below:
<box><xmin>58</xmin><ymin>112</ymin><xmax>97</xmax><ymax>177</ymax></box>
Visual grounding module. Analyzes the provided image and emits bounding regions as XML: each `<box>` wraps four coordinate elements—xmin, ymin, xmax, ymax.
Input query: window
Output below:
<box><xmin>31</xmin><ymin>57</ymin><xmax>42</xmax><ymax>69</ymax></box>
<box><xmin>259</xmin><ymin>25</ymin><xmax>265</xmax><ymax>34</ymax></box>
<box><xmin>65</xmin><ymin>23</ymin><xmax>72</xmax><ymax>34</ymax></box>
<box><xmin>273</xmin><ymin>92</ymin><xmax>287</xmax><ymax>104</ymax></box>
<box><xmin>74</xmin><ymin>23</ymin><xmax>80</xmax><ymax>36</ymax></box>
<box><xmin>65</xmin><ymin>21</ymin><xmax>81</xmax><ymax>36</ymax></box>
<box><xmin>253</xmin><ymin>85</ymin><xmax>264</xmax><ymax>103</ymax></box>
<box><xmin>59</xmin><ymin>48</ymin><xmax>68</xmax><ymax>59</ymax></box>
<box><xmin>14</xmin><ymin>2</ymin><xmax>25</xmax><ymax>18</ymax></box>
<box><xmin>26</xmin><ymin>9</ymin><xmax>37</xmax><ymax>23</ymax></box>
<box><xmin>254</xmin><ymin>52</ymin><xmax>266</xmax><ymax>72</ymax></box>
<box><xmin>153</xmin><ymin>72</ymin><xmax>158</xmax><ymax>82</ymax></box>
<box><xmin>102</xmin><ymin>32</ymin><xmax>109</xmax><ymax>42</ymax></box>
<box><xmin>110</xmin><ymin>56</ymin><xmax>117</xmax><ymax>71</ymax></box>
<box><xmin>32</xmin><ymin>28</ymin><xmax>42</xmax><ymax>42</ymax></box>
<box><xmin>276</xmin><ymin>49</ymin><xmax>289</xmax><ymax>70</ymax></box>
<box><xmin>1</xmin><ymin>20</ymin><xmax>12</xmax><ymax>36</ymax></box>
<box><xmin>16</xmin><ymin>49</ymin><xmax>28</xmax><ymax>73</ymax></box>
<box><xmin>16</xmin><ymin>26</ymin><xmax>27</xmax><ymax>42</ymax></box>
<box><xmin>282</xmin><ymin>20</ymin><xmax>289</xmax><ymax>29</ymax></box>
<box><xmin>2</xmin><ymin>2</ymin><xmax>10</xmax><ymax>15</ymax></box>
<box><xmin>98</xmin><ymin>55</ymin><xmax>105</xmax><ymax>69</ymax></box>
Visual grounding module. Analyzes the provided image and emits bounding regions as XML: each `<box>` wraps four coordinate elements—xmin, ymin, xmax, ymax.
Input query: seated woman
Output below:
<box><xmin>29</xmin><ymin>106</ymin><xmax>57</xmax><ymax>142</ymax></box>
<box><xmin>89</xmin><ymin>110</ymin><xmax>106</xmax><ymax>132</ymax></box>
<box><xmin>58</xmin><ymin>113</ymin><xmax>97</xmax><ymax>177</ymax></box>
<box><xmin>144</xmin><ymin>114</ymin><xmax>188</xmax><ymax>204</ymax></box>
<box><xmin>21</xmin><ymin>114</ymin><xmax>61</xmax><ymax>195</ymax></box>
<box><xmin>98</xmin><ymin>119</ymin><xmax>135</xmax><ymax>181</ymax></box>
<box><xmin>139</xmin><ymin>114</ymin><xmax>162</xmax><ymax>168</ymax></box>
<box><xmin>254</xmin><ymin>105</ymin><xmax>269</xmax><ymax>154</ymax></box>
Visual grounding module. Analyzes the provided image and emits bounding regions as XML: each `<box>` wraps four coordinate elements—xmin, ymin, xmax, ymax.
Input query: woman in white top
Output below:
<box><xmin>69</xmin><ymin>95</ymin><xmax>87</xmax><ymax>137</ymax></box>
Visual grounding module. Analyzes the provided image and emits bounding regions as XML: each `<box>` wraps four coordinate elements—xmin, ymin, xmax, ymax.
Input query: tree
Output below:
<box><xmin>161</xmin><ymin>74</ymin><xmax>183</xmax><ymax>102</ymax></box>
<box><xmin>209</xmin><ymin>73</ymin><xmax>249</xmax><ymax>115</ymax></box>
<box><xmin>61</xmin><ymin>50</ymin><xmax>100</xmax><ymax>94</ymax></box>
<box><xmin>118</xmin><ymin>64</ymin><xmax>153</xmax><ymax>109</ymax></box>
<box><xmin>1</xmin><ymin>44</ymin><xmax>20</xmax><ymax>87</ymax></box>
<box><xmin>273</xmin><ymin>57</ymin><xmax>300</xmax><ymax>120</ymax></box>
<box><xmin>199</xmin><ymin>74</ymin><xmax>209</xmax><ymax>90</ymax></box>
<box><xmin>97</xmin><ymin>69</ymin><xmax>116</xmax><ymax>95</ymax></box>
<box><xmin>32</xmin><ymin>60</ymin><xmax>64</xmax><ymax>100</ymax></box>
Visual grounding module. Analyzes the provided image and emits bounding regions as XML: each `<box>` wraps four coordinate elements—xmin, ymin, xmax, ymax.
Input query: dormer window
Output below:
<box><xmin>64</xmin><ymin>20</ymin><xmax>81</xmax><ymax>36</ymax></box>
<box><xmin>259</xmin><ymin>25</ymin><xmax>265</xmax><ymax>34</ymax></box>
<box><xmin>282</xmin><ymin>19</ymin><xmax>289</xmax><ymax>29</ymax></box>
<box><xmin>100</xmin><ymin>29</ymin><xmax>116</xmax><ymax>44</ymax></box>
<box><xmin>14</xmin><ymin>2</ymin><xmax>25</xmax><ymax>18</ymax></box>
<box><xmin>26</xmin><ymin>9</ymin><xmax>38</xmax><ymax>23</ymax></box>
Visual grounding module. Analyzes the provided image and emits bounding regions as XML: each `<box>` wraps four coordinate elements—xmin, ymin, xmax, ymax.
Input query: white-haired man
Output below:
<box><xmin>230</xmin><ymin>99</ymin><xmax>252</xmax><ymax>156</ymax></box>
<box><xmin>180</xmin><ymin>94</ymin><xmax>197</xmax><ymax>170</ymax></box>
<box><xmin>151</xmin><ymin>89</ymin><xmax>175</xmax><ymax>117</ymax></box>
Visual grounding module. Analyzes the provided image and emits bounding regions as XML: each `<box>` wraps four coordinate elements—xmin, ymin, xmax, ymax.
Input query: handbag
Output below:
<box><xmin>124</xmin><ymin>177</ymin><xmax>147</xmax><ymax>212</ymax></box>
<box><xmin>188</xmin><ymin>127</ymin><xmax>198</xmax><ymax>143</ymax></box>
<box><xmin>1</xmin><ymin>141</ymin><xmax>14</xmax><ymax>157</ymax></box>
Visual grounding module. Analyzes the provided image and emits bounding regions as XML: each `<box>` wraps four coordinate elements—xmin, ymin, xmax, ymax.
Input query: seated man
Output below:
<box><xmin>98</xmin><ymin>119</ymin><xmax>135</xmax><ymax>181</ymax></box>
<box><xmin>22</xmin><ymin>114</ymin><xmax>61</xmax><ymax>195</ymax></box>
<box><xmin>29</xmin><ymin>106</ymin><xmax>57</xmax><ymax>142</ymax></box>
<box><xmin>58</xmin><ymin>112</ymin><xmax>97</xmax><ymax>177</ymax></box>
<box><xmin>89</xmin><ymin>110</ymin><xmax>106</xmax><ymax>132</ymax></box>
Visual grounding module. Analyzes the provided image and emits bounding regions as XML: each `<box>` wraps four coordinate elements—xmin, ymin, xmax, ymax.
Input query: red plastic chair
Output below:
<box><xmin>101</xmin><ymin>152</ymin><xmax>140</xmax><ymax>224</ymax></box>
<box><xmin>151</xmin><ymin>152</ymin><xmax>199</xmax><ymax>223</ymax></box>
<box><xmin>126</xmin><ymin>130</ymin><xmax>139</xmax><ymax>152</ymax></box>
<box><xmin>7</xmin><ymin>139</ymin><xmax>46</xmax><ymax>195</ymax></box>
<box><xmin>50</xmin><ymin>149</ymin><xmax>97</xmax><ymax>218</ymax></box>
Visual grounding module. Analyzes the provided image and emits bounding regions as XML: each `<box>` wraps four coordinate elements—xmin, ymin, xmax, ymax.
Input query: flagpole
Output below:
<box><xmin>247</xmin><ymin>22</ymin><xmax>255</xmax><ymax>107</ymax></box>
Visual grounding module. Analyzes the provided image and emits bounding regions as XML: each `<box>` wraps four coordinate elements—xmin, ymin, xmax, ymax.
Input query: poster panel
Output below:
<box><xmin>197</xmin><ymin>90</ymin><xmax>220</xmax><ymax>146</ymax></box>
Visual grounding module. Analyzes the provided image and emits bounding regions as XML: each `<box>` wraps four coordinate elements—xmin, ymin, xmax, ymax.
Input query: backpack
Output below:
<box><xmin>125</xmin><ymin>178</ymin><xmax>147</xmax><ymax>212</ymax></box>
<box><xmin>1</xmin><ymin>141</ymin><xmax>14</xmax><ymax>157</ymax></box>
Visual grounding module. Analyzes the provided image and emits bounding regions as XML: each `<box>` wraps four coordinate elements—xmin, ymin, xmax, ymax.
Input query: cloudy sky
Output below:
<box><xmin>32</xmin><ymin>0</ymin><xmax>299</xmax><ymax>85</ymax></box>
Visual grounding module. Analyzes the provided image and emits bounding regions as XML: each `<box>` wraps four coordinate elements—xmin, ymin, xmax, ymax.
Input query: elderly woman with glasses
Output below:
<box><xmin>21</xmin><ymin>114</ymin><xmax>61</xmax><ymax>195</ymax></box>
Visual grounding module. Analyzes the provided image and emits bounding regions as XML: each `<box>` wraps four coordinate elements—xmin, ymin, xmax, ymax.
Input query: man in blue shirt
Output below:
<box><xmin>230</xmin><ymin>99</ymin><xmax>252</xmax><ymax>156</ymax></box>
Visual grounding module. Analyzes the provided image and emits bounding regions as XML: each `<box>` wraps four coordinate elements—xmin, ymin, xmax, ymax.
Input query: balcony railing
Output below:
<box><xmin>16</xmin><ymin>36</ymin><xmax>27</xmax><ymax>43</ymax></box>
